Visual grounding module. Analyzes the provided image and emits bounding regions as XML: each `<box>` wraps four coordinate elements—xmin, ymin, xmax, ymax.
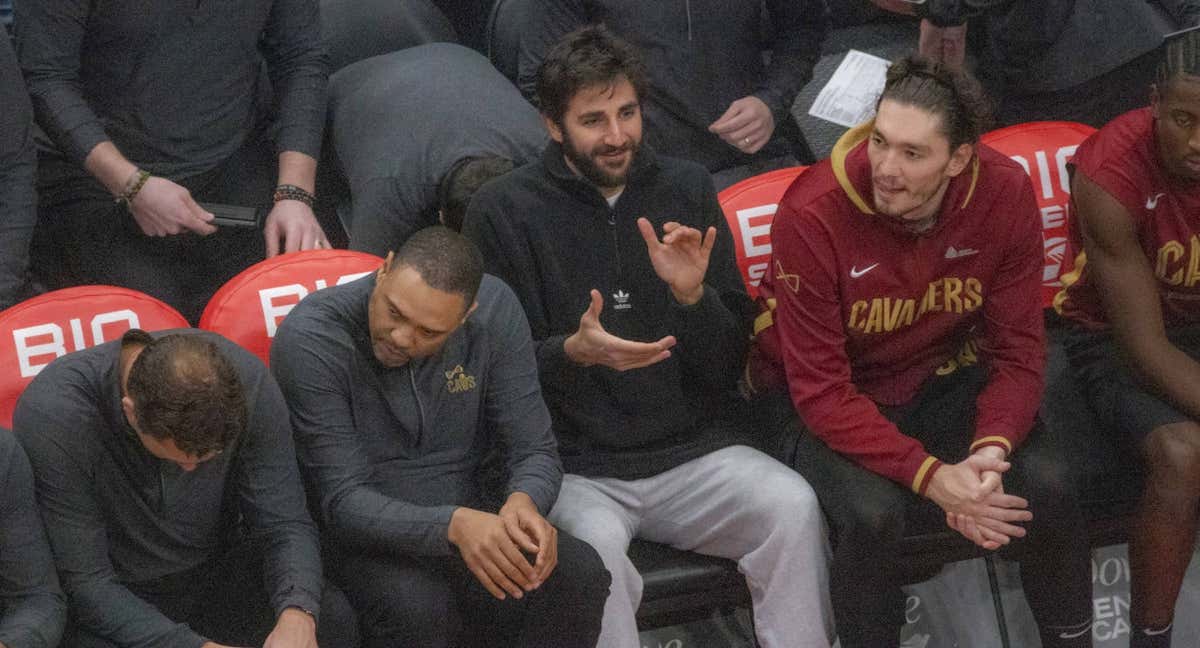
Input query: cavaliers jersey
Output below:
<box><xmin>1056</xmin><ymin>108</ymin><xmax>1200</xmax><ymax>328</ymax></box>
<box><xmin>761</xmin><ymin>122</ymin><xmax>1045</xmax><ymax>494</ymax></box>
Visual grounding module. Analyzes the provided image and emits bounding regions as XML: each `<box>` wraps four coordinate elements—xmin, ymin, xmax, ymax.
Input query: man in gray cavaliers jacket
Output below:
<box><xmin>271</xmin><ymin>226</ymin><xmax>609</xmax><ymax>648</ymax></box>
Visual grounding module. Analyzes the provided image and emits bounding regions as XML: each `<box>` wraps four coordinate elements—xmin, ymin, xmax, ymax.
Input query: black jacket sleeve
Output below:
<box><xmin>0</xmin><ymin>430</ymin><xmax>65</xmax><ymax>648</ymax></box>
<box><xmin>515</xmin><ymin>0</ymin><xmax>587</xmax><ymax>104</ymax></box>
<box><xmin>667</xmin><ymin>173</ymin><xmax>754</xmax><ymax>393</ymax></box>
<box><xmin>233</xmin><ymin>369</ymin><xmax>324</xmax><ymax>620</ymax></box>
<box><xmin>754</xmin><ymin>0</ymin><xmax>828</xmax><ymax>126</ymax></box>
<box><xmin>0</xmin><ymin>32</ymin><xmax>36</xmax><ymax>309</ymax></box>
<box><xmin>261</xmin><ymin>0</ymin><xmax>329</xmax><ymax>158</ymax></box>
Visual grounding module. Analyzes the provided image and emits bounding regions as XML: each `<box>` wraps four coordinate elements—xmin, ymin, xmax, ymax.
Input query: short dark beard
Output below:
<box><xmin>559</xmin><ymin>122</ymin><xmax>638</xmax><ymax>189</ymax></box>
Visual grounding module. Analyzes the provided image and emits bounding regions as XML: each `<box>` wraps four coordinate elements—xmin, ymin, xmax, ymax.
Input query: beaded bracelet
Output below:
<box><xmin>273</xmin><ymin>184</ymin><xmax>316</xmax><ymax>208</ymax></box>
<box><xmin>116</xmin><ymin>169</ymin><xmax>151</xmax><ymax>206</ymax></box>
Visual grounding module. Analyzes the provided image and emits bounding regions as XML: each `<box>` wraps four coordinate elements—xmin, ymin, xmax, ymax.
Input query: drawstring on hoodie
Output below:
<box><xmin>685</xmin><ymin>0</ymin><xmax>692</xmax><ymax>41</ymax></box>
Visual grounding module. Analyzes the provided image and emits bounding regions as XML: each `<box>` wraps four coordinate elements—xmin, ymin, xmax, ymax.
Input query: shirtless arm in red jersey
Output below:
<box><xmin>1075</xmin><ymin>171</ymin><xmax>1200</xmax><ymax>415</ymax></box>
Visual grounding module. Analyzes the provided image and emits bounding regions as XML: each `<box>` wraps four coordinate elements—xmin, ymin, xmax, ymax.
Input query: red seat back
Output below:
<box><xmin>0</xmin><ymin>286</ymin><xmax>189</xmax><ymax>428</ymax></box>
<box><xmin>718</xmin><ymin>166</ymin><xmax>808</xmax><ymax>299</ymax></box>
<box><xmin>981</xmin><ymin>121</ymin><xmax>1096</xmax><ymax>309</ymax></box>
<box><xmin>199</xmin><ymin>250</ymin><xmax>383</xmax><ymax>365</ymax></box>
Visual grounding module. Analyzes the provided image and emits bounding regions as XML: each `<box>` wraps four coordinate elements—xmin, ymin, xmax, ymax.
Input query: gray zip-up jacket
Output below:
<box><xmin>271</xmin><ymin>273</ymin><xmax>562</xmax><ymax>557</ymax></box>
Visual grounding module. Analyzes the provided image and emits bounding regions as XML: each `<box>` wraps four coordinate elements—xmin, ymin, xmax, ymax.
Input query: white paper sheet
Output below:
<box><xmin>807</xmin><ymin>50</ymin><xmax>892</xmax><ymax>128</ymax></box>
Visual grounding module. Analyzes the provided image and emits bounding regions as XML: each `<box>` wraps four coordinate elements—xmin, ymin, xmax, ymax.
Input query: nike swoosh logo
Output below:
<box><xmin>1058</xmin><ymin>624</ymin><xmax>1092</xmax><ymax>639</ymax></box>
<box><xmin>850</xmin><ymin>263</ymin><xmax>879</xmax><ymax>278</ymax></box>
<box><xmin>1146</xmin><ymin>192</ymin><xmax>1166</xmax><ymax>209</ymax></box>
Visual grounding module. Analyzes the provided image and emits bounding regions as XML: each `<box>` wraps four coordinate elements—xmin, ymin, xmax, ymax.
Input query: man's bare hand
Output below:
<box><xmin>499</xmin><ymin>492</ymin><xmax>558</xmax><ymax>585</ymax></box>
<box><xmin>708</xmin><ymin>96</ymin><xmax>775</xmax><ymax>154</ymax></box>
<box><xmin>201</xmin><ymin>642</ymin><xmax>245</xmax><ymax>648</ymax></box>
<box><xmin>564</xmin><ymin>289</ymin><xmax>676</xmax><ymax>370</ymax></box>
<box><xmin>637</xmin><ymin>218</ymin><xmax>715</xmax><ymax>305</ymax></box>
<box><xmin>262</xmin><ymin>608</ymin><xmax>317</xmax><ymax>648</ymax></box>
<box><xmin>130</xmin><ymin>177</ymin><xmax>216</xmax><ymax>237</ymax></box>
<box><xmin>449</xmin><ymin>507</ymin><xmax>539</xmax><ymax>600</ymax></box>
<box><xmin>927</xmin><ymin>454</ymin><xmax>1031</xmax><ymax>549</ymax></box>
<box><xmin>263</xmin><ymin>200</ymin><xmax>329</xmax><ymax>258</ymax></box>
<box><xmin>918</xmin><ymin>19</ymin><xmax>966</xmax><ymax>69</ymax></box>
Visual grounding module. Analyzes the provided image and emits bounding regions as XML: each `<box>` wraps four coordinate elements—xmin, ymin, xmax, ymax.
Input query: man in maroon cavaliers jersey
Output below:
<box><xmin>759</xmin><ymin>56</ymin><xmax>1094</xmax><ymax>647</ymax></box>
<box><xmin>1055</xmin><ymin>29</ymin><xmax>1200</xmax><ymax>648</ymax></box>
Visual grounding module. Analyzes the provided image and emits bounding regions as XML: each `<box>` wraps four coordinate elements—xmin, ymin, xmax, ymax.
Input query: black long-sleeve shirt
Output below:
<box><xmin>516</xmin><ymin>0</ymin><xmax>828</xmax><ymax>172</ymax></box>
<box><xmin>0</xmin><ymin>33</ymin><xmax>34</xmax><ymax>310</ymax></box>
<box><xmin>13</xmin><ymin>330</ymin><xmax>323</xmax><ymax>648</ymax></box>
<box><xmin>270</xmin><ymin>274</ymin><xmax>562</xmax><ymax>557</ymax></box>
<box><xmin>330</xmin><ymin>43</ymin><xmax>545</xmax><ymax>255</ymax></box>
<box><xmin>0</xmin><ymin>428</ymin><xmax>65</xmax><ymax>648</ymax></box>
<box><xmin>463</xmin><ymin>143</ymin><xmax>757</xmax><ymax>479</ymax></box>
<box><xmin>14</xmin><ymin>0</ymin><xmax>327</xmax><ymax>179</ymax></box>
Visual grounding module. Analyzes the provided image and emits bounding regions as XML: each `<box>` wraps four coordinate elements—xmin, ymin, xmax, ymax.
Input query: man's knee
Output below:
<box><xmin>1143</xmin><ymin>421</ymin><xmax>1200</xmax><ymax>496</ymax></box>
<box><xmin>543</xmin><ymin>533</ymin><xmax>613</xmax><ymax>607</ymax></box>
<box><xmin>336</xmin><ymin>558</ymin><xmax>455</xmax><ymax>646</ymax></box>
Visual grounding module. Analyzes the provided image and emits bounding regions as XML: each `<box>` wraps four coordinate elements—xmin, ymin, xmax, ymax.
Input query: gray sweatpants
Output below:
<box><xmin>549</xmin><ymin>444</ymin><xmax>833</xmax><ymax>648</ymax></box>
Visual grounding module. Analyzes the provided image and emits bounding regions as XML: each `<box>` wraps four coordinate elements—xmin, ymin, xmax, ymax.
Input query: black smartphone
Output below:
<box><xmin>199</xmin><ymin>202</ymin><xmax>260</xmax><ymax>228</ymax></box>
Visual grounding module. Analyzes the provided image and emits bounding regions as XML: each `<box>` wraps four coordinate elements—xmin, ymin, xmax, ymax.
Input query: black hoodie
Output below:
<box><xmin>463</xmin><ymin>142</ymin><xmax>758</xmax><ymax>479</ymax></box>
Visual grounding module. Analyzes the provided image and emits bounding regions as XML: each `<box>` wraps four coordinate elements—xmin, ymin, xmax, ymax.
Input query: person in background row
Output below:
<box><xmin>0</xmin><ymin>428</ymin><xmax>65</xmax><ymax>648</ymax></box>
<box><xmin>872</xmin><ymin>0</ymin><xmax>1200</xmax><ymax>128</ymax></box>
<box><xmin>15</xmin><ymin>0</ymin><xmax>331</xmax><ymax>322</ymax></box>
<box><xmin>14</xmin><ymin>329</ymin><xmax>359</xmax><ymax>648</ymax></box>
<box><xmin>272</xmin><ymin>227</ymin><xmax>609</xmax><ymax>648</ymax></box>
<box><xmin>327</xmin><ymin>43</ymin><xmax>545</xmax><ymax>255</ymax></box>
<box><xmin>0</xmin><ymin>31</ymin><xmax>34</xmax><ymax>310</ymax></box>
<box><xmin>1055</xmin><ymin>28</ymin><xmax>1200</xmax><ymax>648</ymax></box>
<box><xmin>466</xmin><ymin>26</ymin><xmax>833</xmax><ymax>648</ymax></box>
<box><xmin>516</xmin><ymin>0</ymin><xmax>829</xmax><ymax>189</ymax></box>
<box><xmin>759</xmin><ymin>55</ymin><xmax>1093</xmax><ymax>647</ymax></box>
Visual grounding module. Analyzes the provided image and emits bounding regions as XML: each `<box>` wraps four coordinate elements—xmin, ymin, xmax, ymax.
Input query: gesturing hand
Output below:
<box><xmin>636</xmin><ymin>218</ymin><xmax>715</xmax><ymax>306</ymax></box>
<box><xmin>708</xmin><ymin>96</ymin><xmax>775</xmax><ymax>154</ymax></box>
<box><xmin>564</xmin><ymin>289</ymin><xmax>676</xmax><ymax>370</ymax></box>
<box><xmin>129</xmin><ymin>177</ymin><xmax>217</xmax><ymax>237</ymax></box>
<box><xmin>499</xmin><ymin>492</ymin><xmax>559</xmax><ymax>585</ymax></box>
<box><xmin>448</xmin><ymin>507</ymin><xmax>539</xmax><ymax>600</ymax></box>
<box><xmin>263</xmin><ymin>200</ymin><xmax>329</xmax><ymax>258</ymax></box>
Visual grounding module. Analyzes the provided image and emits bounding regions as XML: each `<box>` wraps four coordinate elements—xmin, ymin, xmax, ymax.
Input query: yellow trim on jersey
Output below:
<box><xmin>969</xmin><ymin>436</ymin><xmax>1013</xmax><ymax>455</ymax></box>
<box><xmin>753</xmin><ymin>298</ymin><xmax>777</xmax><ymax>336</ymax></box>
<box><xmin>911</xmin><ymin>456</ymin><xmax>940</xmax><ymax>494</ymax></box>
<box><xmin>1053</xmin><ymin>251</ymin><xmax>1089</xmax><ymax>315</ymax></box>
<box><xmin>960</xmin><ymin>156</ymin><xmax>981</xmax><ymax>209</ymax></box>
<box><xmin>831</xmin><ymin>122</ymin><xmax>876</xmax><ymax>215</ymax></box>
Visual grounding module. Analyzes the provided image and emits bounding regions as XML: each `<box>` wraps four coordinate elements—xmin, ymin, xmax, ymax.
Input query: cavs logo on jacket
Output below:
<box><xmin>445</xmin><ymin>365</ymin><xmax>476</xmax><ymax>394</ymax></box>
<box><xmin>848</xmin><ymin>276</ymin><xmax>984</xmax><ymax>334</ymax></box>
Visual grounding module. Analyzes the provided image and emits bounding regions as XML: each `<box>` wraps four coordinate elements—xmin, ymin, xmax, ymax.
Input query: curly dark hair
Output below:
<box><xmin>123</xmin><ymin>330</ymin><xmax>246</xmax><ymax>457</ymax></box>
<box><xmin>535</xmin><ymin>24</ymin><xmax>648</xmax><ymax>126</ymax></box>
<box><xmin>877</xmin><ymin>55</ymin><xmax>993</xmax><ymax>149</ymax></box>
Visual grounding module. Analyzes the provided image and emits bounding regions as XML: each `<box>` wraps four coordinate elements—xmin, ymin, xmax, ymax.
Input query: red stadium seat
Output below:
<box><xmin>717</xmin><ymin>166</ymin><xmax>807</xmax><ymax>299</ymax></box>
<box><xmin>981</xmin><ymin>121</ymin><xmax>1096</xmax><ymax>309</ymax></box>
<box><xmin>199</xmin><ymin>249</ymin><xmax>383</xmax><ymax>365</ymax></box>
<box><xmin>0</xmin><ymin>286</ymin><xmax>189</xmax><ymax>428</ymax></box>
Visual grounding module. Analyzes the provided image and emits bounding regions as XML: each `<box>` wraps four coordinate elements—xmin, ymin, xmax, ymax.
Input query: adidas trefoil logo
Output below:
<box><xmin>612</xmin><ymin>290</ymin><xmax>632</xmax><ymax>310</ymax></box>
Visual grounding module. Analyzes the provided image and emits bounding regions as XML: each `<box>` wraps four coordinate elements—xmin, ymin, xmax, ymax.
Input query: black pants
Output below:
<box><xmin>64</xmin><ymin>542</ymin><xmax>360</xmax><ymax>648</ymax></box>
<box><xmin>331</xmin><ymin>532</ymin><xmax>609</xmax><ymax>648</ymax></box>
<box><xmin>778</xmin><ymin>366</ymin><xmax>1092</xmax><ymax>648</ymax></box>
<box><xmin>32</xmin><ymin>132</ymin><xmax>280</xmax><ymax>324</ymax></box>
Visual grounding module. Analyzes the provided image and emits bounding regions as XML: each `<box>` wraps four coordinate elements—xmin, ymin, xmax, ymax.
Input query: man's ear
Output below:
<box><xmin>378</xmin><ymin>251</ymin><xmax>395</xmax><ymax>281</ymax></box>
<box><xmin>946</xmin><ymin>143</ymin><xmax>974</xmax><ymax>178</ymax></box>
<box><xmin>543</xmin><ymin>114</ymin><xmax>564</xmax><ymax>143</ymax></box>
<box><xmin>461</xmin><ymin>300</ymin><xmax>479</xmax><ymax>325</ymax></box>
<box><xmin>121</xmin><ymin>395</ymin><xmax>137</xmax><ymax>429</ymax></box>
